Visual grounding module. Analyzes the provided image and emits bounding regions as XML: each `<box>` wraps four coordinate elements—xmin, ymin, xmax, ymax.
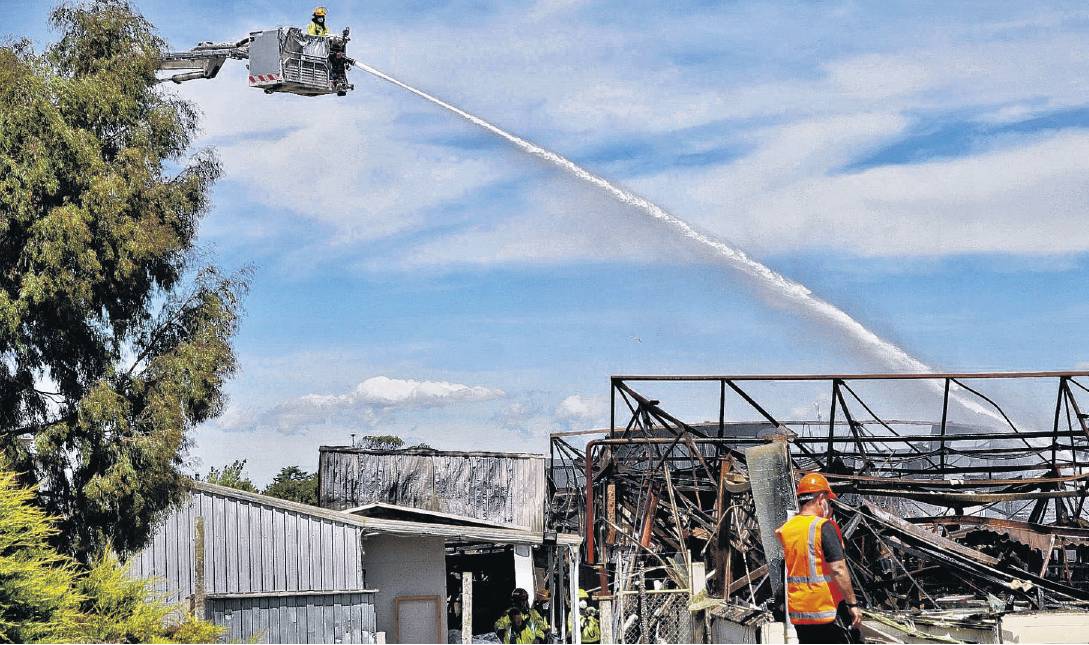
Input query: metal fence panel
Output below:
<box><xmin>617</xmin><ymin>590</ymin><xmax>692</xmax><ymax>644</ymax></box>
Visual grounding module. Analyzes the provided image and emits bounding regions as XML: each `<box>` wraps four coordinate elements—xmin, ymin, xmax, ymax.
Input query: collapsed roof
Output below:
<box><xmin>550</xmin><ymin>372</ymin><xmax>1089</xmax><ymax>642</ymax></box>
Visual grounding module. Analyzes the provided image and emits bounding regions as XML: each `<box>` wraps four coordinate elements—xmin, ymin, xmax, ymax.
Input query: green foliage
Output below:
<box><xmin>357</xmin><ymin>434</ymin><xmax>406</xmax><ymax>450</ymax></box>
<box><xmin>75</xmin><ymin>551</ymin><xmax>222</xmax><ymax>644</ymax></box>
<box><xmin>263</xmin><ymin>465</ymin><xmax>318</xmax><ymax>505</ymax></box>
<box><xmin>0</xmin><ymin>470</ymin><xmax>221</xmax><ymax>643</ymax></box>
<box><xmin>0</xmin><ymin>471</ymin><xmax>83</xmax><ymax>642</ymax></box>
<box><xmin>201</xmin><ymin>459</ymin><xmax>257</xmax><ymax>493</ymax></box>
<box><xmin>0</xmin><ymin>0</ymin><xmax>244</xmax><ymax>561</ymax></box>
<box><xmin>356</xmin><ymin>434</ymin><xmax>432</xmax><ymax>451</ymax></box>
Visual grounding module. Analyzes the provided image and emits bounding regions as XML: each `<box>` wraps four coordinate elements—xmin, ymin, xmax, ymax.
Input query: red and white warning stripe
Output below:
<box><xmin>247</xmin><ymin>73</ymin><xmax>281</xmax><ymax>85</ymax></box>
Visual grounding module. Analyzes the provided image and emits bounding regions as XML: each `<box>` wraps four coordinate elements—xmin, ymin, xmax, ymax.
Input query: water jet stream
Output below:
<box><xmin>355</xmin><ymin>62</ymin><xmax>1001</xmax><ymax>422</ymax></box>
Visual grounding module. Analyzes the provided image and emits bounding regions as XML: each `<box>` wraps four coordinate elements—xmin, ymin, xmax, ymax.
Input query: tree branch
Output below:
<box><xmin>3</xmin><ymin>413</ymin><xmax>77</xmax><ymax>437</ymax></box>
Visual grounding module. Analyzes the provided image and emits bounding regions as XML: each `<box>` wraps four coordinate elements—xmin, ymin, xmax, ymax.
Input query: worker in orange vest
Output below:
<box><xmin>775</xmin><ymin>473</ymin><xmax>863</xmax><ymax>644</ymax></box>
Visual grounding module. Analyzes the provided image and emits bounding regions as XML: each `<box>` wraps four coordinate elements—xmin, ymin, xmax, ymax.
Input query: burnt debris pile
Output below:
<box><xmin>549</xmin><ymin>372</ymin><xmax>1089</xmax><ymax>641</ymax></box>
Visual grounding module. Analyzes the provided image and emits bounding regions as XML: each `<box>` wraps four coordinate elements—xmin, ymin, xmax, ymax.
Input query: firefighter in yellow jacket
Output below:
<box><xmin>307</xmin><ymin>6</ymin><xmax>330</xmax><ymax>36</ymax></box>
<box><xmin>775</xmin><ymin>473</ymin><xmax>863</xmax><ymax>644</ymax></box>
<box><xmin>495</xmin><ymin>588</ymin><xmax>547</xmax><ymax>644</ymax></box>
<box><xmin>569</xmin><ymin>589</ymin><xmax>601</xmax><ymax>643</ymax></box>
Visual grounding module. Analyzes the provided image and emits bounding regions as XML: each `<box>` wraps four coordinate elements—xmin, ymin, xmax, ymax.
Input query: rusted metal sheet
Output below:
<box><xmin>914</xmin><ymin>515</ymin><xmax>1089</xmax><ymax>540</ymax></box>
<box><xmin>913</xmin><ymin>515</ymin><xmax>1089</xmax><ymax>562</ymax></box>
<box><xmin>861</xmin><ymin>502</ymin><xmax>1000</xmax><ymax>567</ymax></box>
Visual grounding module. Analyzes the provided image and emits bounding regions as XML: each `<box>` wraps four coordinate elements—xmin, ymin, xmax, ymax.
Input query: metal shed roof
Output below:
<box><xmin>190</xmin><ymin>480</ymin><xmax>579</xmax><ymax>546</ymax></box>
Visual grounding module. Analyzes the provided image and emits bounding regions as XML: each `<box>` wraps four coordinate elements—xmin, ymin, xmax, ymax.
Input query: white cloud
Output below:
<box><xmin>372</xmin><ymin>106</ymin><xmax>1089</xmax><ymax>266</ymax></box>
<box><xmin>528</xmin><ymin>0</ymin><xmax>588</xmax><ymax>20</ymax></box>
<box><xmin>638</xmin><ymin>126</ymin><xmax>1089</xmax><ymax>257</ymax></box>
<box><xmin>352</xmin><ymin>375</ymin><xmax>505</xmax><ymax>406</ymax></box>
<box><xmin>174</xmin><ymin>3</ymin><xmax>1089</xmax><ymax>267</ymax></box>
<box><xmin>216</xmin><ymin>375</ymin><xmax>504</xmax><ymax>435</ymax></box>
<box><xmin>379</xmin><ymin>24</ymin><xmax>1089</xmax><ymax>263</ymax></box>
<box><xmin>194</xmin><ymin>383</ymin><xmax>599</xmax><ymax>483</ymax></box>
<box><xmin>822</xmin><ymin>55</ymin><xmax>931</xmax><ymax>101</ymax></box>
<box><xmin>493</xmin><ymin>400</ymin><xmax>536</xmax><ymax>430</ymax></box>
<box><xmin>555</xmin><ymin>394</ymin><xmax>606</xmax><ymax>422</ymax></box>
<box><xmin>395</xmin><ymin>174</ymin><xmax>696</xmax><ymax>268</ymax></box>
<box><xmin>177</xmin><ymin>64</ymin><xmax>506</xmax><ymax>243</ymax></box>
<box><xmin>490</xmin><ymin>392</ymin><xmax>610</xmax><ymax>436</ymax></box>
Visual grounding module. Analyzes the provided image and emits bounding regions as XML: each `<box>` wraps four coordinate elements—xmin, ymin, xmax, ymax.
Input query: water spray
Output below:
<box><xmin>354</xmin><ymin>61</ymin><xmax>1002</xmax><ymax>422</ymax></box>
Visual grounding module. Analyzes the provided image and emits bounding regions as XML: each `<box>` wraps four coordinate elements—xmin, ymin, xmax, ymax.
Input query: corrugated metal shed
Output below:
<box><xmin>209</xmin><ymin>593</ymin><xmax>375</xmax><ymax>644</ymax></box>
<box><xmin>129</xmin><ymin>474</ymin><xmax>579</xmax><ymax>643</ymax></box>
<box><xmin>128</xmin><ymin>481</ymin><xmax>376</xmax><ymax>643</ymax></box>
<box><xmin>319</xmin><ymin>447</ymin><xmax>547</xmax><ymax>531</ymax></box>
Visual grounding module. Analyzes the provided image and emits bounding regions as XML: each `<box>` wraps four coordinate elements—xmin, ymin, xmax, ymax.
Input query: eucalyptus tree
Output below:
<box><xmin>0</xmin><ymin>1</ymin><xmax>244</xmax><ymax>559</ymax></box>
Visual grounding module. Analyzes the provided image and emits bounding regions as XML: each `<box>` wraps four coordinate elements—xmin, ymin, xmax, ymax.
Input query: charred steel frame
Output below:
<box><xmin>548</xmin><ymin>371</ymin><xmax>1089</xmax><ymax>608</ymax></box>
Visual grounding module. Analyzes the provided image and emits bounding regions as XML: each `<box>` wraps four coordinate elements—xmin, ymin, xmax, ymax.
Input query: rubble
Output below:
<box><xmin>548</xmin><ymin>371</ymin><xmax>1089</xmax><ymax>643</ymax></box>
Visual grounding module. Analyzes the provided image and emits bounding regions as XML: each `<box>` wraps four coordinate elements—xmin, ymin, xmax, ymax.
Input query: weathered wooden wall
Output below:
<box><xmin>318</xmin><ymin>448</ymin><xmax>547</xmax><ymax>531</ymax></box>
<box><xmin>128</xmin><ymin>483</ymin><xmax>376</xmax><ymax>643</ymax></box>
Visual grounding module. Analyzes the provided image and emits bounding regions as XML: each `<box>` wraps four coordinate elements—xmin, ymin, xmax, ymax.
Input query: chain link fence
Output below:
<box><xmin>615</xmin><ymin>589</ymin><xmax>692</xmax><ymax>644</ymax></box>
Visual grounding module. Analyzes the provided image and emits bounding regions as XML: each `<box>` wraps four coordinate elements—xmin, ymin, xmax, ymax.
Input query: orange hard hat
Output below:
<box><xmin>797</xmin><ymin>472</ymin><xmax>837</xmax><ymax>500</ymax></box>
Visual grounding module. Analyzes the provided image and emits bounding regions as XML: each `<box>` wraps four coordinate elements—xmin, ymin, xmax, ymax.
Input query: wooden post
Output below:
<box><xmin>461</xmin><ymin>571</ymin><xmax>473</xmax><ymax>645</ymax></box>
<box><xmin>570</xmin><ymin>546</ymin><xmax>582</xmax><ymax>645</ymax></box>
<box><xmin>637</xmin><ymin>570</ymin><xmax>648</xmax><ymax>645</ymax></box>
<box><xmin>558</xmin><ymin>551</ymin><xmax>567</xmax><ymax>644</ymax></box>
<box><xmin>192</xmin><ymin>516</ymin><xmax>206</xmax><ymax>617</ymax></box>
<box><xmin>662</xmin><ymin>465</ymin><xmax>692</xmax><ymax>577</ymax></box>
<box><xmin>689</xmin><ymin>560</ymin><xmax>707</xmax><ymax>643</ymax></box>
<box><xmin>715</xmin><ymin>460</ymin><xmax>731</xmax><ymax>597</ymax></box>
<box><xmin>606</xmin><ymin>484</ymin><xmax>617</xmax><ymax>545</ymax></box>
<box><xmin>598</xmin><ymin>596</ymin><xmax>614</xmax><ymax>644</ymax></box>
<box><xmin>639</xmin><ymin>490</ymin><xmax>657</xmax><ymax>549</ymax></box>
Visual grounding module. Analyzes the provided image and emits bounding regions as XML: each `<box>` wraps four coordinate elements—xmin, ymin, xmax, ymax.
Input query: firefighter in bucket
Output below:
<box><xmin>305</xmin><ymin>6</ymin><xmax>352</xmax><ymax>95</ymax></box>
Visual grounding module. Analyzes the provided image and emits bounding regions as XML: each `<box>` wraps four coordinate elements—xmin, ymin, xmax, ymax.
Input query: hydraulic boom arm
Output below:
<box><xmin>157</xmin><ymin>27</ymin><xmax>353</xmax><ymax>97</ymax></box>
<box><xmin>158</xmin><ymin>37</ymin><xmax>252</xmax><ymax>84</ymax></box>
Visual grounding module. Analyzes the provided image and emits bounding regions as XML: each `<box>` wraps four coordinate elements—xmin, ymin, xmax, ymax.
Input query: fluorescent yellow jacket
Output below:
<box><xmin>568</xmin><ymin>609</ymin><xmax>601</xmax><ymax>643</ymax></box>
<box><xmin>307</xmin><ymin>21</ymin><xmax>329</xmax><ymax>36</ymax></box>
<box><xmin>495</xmin><ymin>608</ymin><xmax>546</xmax><ymax>644</ymax></box>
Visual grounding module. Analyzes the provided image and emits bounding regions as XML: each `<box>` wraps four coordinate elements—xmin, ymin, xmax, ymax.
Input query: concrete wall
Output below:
<box><xmin>364</xmin><ymin>534</ymin><xmax>448</xmax><ymax>643</ymax></box>
<box><xmin>1001</xmin><ymin>612</ymin><xmax>1089</xmax><ymax>643</ymax></box>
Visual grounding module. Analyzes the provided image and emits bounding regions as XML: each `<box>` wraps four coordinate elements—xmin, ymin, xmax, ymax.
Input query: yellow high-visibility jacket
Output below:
<box><xmin>568</xmin><ymin>610</ymin><xmax>601</xmax><ymax>643</ymax></box>
<box><xmin>307</xmin><ymin>21</ymin><xmax>329</xmax><ymax>36</ymax></box>
<box><xmin>495</xmin><ymin>608</ymin><xmax>546</xmax><ymax>644</ymax></box>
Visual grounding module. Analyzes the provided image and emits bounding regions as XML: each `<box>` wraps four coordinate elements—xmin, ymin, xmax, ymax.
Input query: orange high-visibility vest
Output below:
<box><xmin>775</xmin><ymin>514</ymin><xmax>844</xmax><ymax>625</ymax></box>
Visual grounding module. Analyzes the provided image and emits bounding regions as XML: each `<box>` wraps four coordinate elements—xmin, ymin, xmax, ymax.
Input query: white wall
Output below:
<box><xmin>1002</xmin><ymin>612</ymin><xmax>1089</xmax><ymax>643</ymax></box>
<box><xmin>364</xmin><ymin>534</ymin><xmax>448</xmax><ymax>644</ymax></box>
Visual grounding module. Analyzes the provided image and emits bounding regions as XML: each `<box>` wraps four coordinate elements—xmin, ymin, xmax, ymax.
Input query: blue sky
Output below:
<box><xmin>6</xmin><ymin>1</ymin><xmax>1089</xmax><ymax>484</ymax></box>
